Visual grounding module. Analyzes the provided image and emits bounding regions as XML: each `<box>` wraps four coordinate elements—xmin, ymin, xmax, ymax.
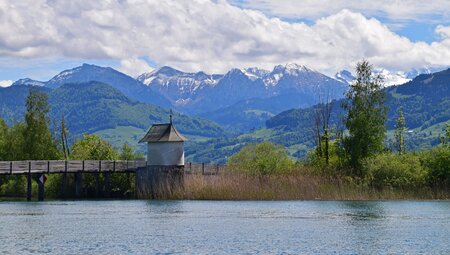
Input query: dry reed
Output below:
<box><xmin>180</xmin><ymin>171</ymin><xmax>450</xmax><ymax>200</ymax></box>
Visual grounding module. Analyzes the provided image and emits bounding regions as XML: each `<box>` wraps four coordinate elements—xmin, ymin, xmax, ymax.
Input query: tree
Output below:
<box><xmin>0</xmin><ymin>118</ymin><xmax>7</xmax><ymax>160</ymax></box>
<box><xmin>313</xmin><ymin>94</ymin><xmax>333</xmax><ymax>165</ymax></box>
<box><xmin>228</xmin><ymin>142</ymin><xmax>294</xmax><ymax>176</ymax></box>
<box><xmin>23</xmin><ymin>88</ymin><xmax>59</xmax><ymax>160</ymax></box>
<box><xmin>394</xmin><ymin>109</ymin><xmax>406</xmax><ymax>154</ymax></box>
<box><xmin>70</xmin><ymin>134</ymin><xmax>118</xmax><ymax>160</ymax></box>
<box><xmin>343</xmin><ymin>60</ymin><xmax>387</xmax><ymax>174</ymax></box>
<box><xmin>119</xmin><ymin>143</ymin><xmax>143</xmax><ymax>160</ymax></box>
<box><xmin>60</xmin><ymin>116</ymin><xmax>70</xmax><ymax>159</ymax></box>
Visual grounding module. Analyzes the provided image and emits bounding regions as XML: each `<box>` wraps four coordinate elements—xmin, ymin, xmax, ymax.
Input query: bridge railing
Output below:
<box><xmin>0</xmin><ymin>160</ymin><xmax>147</xmax><ymax>175</ymax></box>
<box><xmin>184</xmin><ymin>162</ymin><xmax>227</xmax><ymax>175</ymax></box>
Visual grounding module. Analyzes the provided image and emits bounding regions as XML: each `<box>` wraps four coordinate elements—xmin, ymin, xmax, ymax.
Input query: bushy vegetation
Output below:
<box><xmin>364</xmin><ymin>153</ymin><xmax>427</xmax><ymax>189</ymax></box>
<box><xmin>228</xmin><ymin>141</ymin><xmax>294</xmax><ymax>176</ymax></box>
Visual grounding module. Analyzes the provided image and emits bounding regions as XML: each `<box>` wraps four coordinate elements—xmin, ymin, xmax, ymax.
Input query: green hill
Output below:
<box><xmin>0</xmin><ymin>82</ymin><xmax>227</xmax><ymax>151</ymax></box>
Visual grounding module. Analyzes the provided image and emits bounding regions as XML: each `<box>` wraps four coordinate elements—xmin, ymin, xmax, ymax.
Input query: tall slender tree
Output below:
<box><xmin>394</xmin><ymin>109</ymin><xmax>406</xmax><ymax>154</ymax></box>
<box><xmin>343</xmin><ymin>60</ymin><xmax>387</xmax><ymax>174</ymax></box>
<box><xmin>23</xmin><ymin>87</ymin><xmax>59</xmax><ymax>160</ymax></box>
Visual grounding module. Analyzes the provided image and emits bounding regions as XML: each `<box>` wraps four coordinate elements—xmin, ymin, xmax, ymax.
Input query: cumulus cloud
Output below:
<box><xmin>0</xmin><ymin>80</ymin><xmax>13</xmax><ymax>87</ymax></box>
<box><xmin>0</xmin><ymin>0</ymin><xmax>449</xmax><ymax>76</ymax></box>
<box><xmin>232</xmin><ymin>0</ymin><xmax>450</xmax><ymax>23</ymax></box>
<box><xmin>119</xmin><ymin>58</ymin><xmax>154</xmax><ymax>78</ymax></box>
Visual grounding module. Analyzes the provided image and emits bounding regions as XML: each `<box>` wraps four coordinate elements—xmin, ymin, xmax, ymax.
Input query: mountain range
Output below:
<box><xmin>188</xmin><ymin>67</ymin><xmax>450</xmax><ymax>162</ymax></box>
<box><xmin>1</xmin><ymin>63</ymin><xmax>448</xmax><ymax>162</ymax></box>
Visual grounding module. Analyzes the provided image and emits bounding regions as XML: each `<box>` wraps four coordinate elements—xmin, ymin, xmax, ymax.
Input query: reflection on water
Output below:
<box><xmin>341</xmin><ymin>201</ymin><xmax>385</xmax><ymax>220</ymax></box>
<box><xmin>0</xmin><ymin>200</ymin><xmax>449</xmax><ymax>254</ymax></box>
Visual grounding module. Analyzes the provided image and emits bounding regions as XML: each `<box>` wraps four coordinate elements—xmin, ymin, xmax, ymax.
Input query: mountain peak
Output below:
<box><xmin>152</xmin><ymin>66</ymin><xmax>183</xmax><ymax>76</ymax></box>
<box><xmin>273</xmin><ymin>63</ymin><xmax>312</xmax><ymax>74</ymax></box>
<box><xmin>334</xmin><ymin>70</ymin><xmax>355</xmax><ymax>84</ymax></box>
<box><xmin>11</xmin><ymin>78</ymin><xmax>45</xmax><ymax>87</ymax></box>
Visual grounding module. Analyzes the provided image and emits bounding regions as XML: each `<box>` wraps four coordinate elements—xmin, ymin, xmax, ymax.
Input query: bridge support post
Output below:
<box><xmin>37</xmin><ymin>174</ymin><xmax>44</xmax><ymax>201</ymax></box>
<box><xmin>75</xmin><ymin>172</ymin><xmax>83</xmax><ymax>198</ymax></box>
<box><xmin>104</xmin><ymin>172</ymin><xmax>111</xmax><ymax>198</ymax></box>
<box><xmin>95</xmin><ymin>172</ymin><xmax>100</xmax><ymax>198</ymax></box>
<box><xmin>26</xmin><ymin>171</ymin><xmax>32</xmax><ymax>202</ymax></box>
<box><xmin>135</xmin><ymin>166</ymin><xmax>184</xmax><ymax>199</ymax></box>
<box><xmin>61</xmin><ymin>172</ymin><xmax>67</xmax><ymax>199</ymax></box>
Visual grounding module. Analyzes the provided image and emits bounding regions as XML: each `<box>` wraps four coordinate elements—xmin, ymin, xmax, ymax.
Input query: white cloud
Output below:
<box><xmin>232</xmin><ymin>0</ymin><xmax>450</xmax><ymax>23</ymax></box>
<box><xmin>0</xmin><ymin>80</ymin><xmax>13</xmax><ymax>87</ymax></box>
<box><xmin>118</xmin><ymin>58</ymin><xmax>153</xmax><ymax>78</ymax></box>
<box><xmin>436</xmin><ymin>25</ymin><xmax>450</xmax><ymax>39</ymax></box>
<box><xmin>0</xmin><ymin>0</ymin><xmax>449</xmax><ymax>77</ymax></box>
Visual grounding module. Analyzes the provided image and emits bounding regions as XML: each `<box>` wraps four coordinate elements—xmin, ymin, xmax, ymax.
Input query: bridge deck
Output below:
<box><xmin>0</xmin><ymin>160</ymin><xmax>147</xmax><ymax>175</ymax></box>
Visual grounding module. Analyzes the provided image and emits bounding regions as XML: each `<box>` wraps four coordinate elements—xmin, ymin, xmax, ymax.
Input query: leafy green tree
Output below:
<box><xmin>0</xmin><ymin>118</ymin><xmax>7</xmax><ymax>160</ymax></box>
<box><xmin>70</xmin><ymin>134</ymin><xmax>118</xmax><ymax>160</ymax></box>
<box><xmin>394</xmin><ymin>109</ymin><xmax>406</xmax><ymax>154</ymax></box>
<box><xmin>343</xmin><ymin>60</ymin><xmax>387</xmax><ymax>174</ymax></box>
<box><xmin>228</xmin><ymin>141</ymin><xmax>294</xmax><ymax>176</ymax></box>
<box><xmin>23</xmin><ymin>88</ymin><xmax>59</xmax><ymax>160</ymax></box>
<box><xmin>3</xmin><ymin>123</ymin><xmax>26</xmax><ymax>160</ymax></box>
<box><xmin>119</xmin><ymin>143</ymin><xmax>143</xmax><ymax>160</ymax></box>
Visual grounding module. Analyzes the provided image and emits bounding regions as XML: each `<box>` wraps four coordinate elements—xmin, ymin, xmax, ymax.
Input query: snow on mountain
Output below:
<box><xmin>333</xmin><ymin>67</ymin><xmax>450</xmax><ymax>87</ymax></box>
<box><xmin>137</xmin><ymin>63</ymin><xmax>347</xmax><ymax>114</ymax></box>
<box><xmin>11</xmin><ymin>78</ymin><xmax>45</xmax><ymax>87</ymax></box>
<box><xmin>0</xmin><ymin>80</ymin><xmax>13</xmax><ymax>87</ymax></box>
<box><xmin>241</xmin><ymin>67</ymin><xmax>269</xmax><ymax>81</ymax></box>
<box><xmin>335</xmin><ymin>69</ymin><xmax>411</xmax><ymax>87</ymax></box>
<box><xmin>334</xmin><ymin>70</ymin><xmax>355</xmax><ymax>84</ymax></box>
<box><xmin>137</xmin><ymin>66</ymin><xmax>223</xmax><ymax>106</ymax></box>
<box><xmin>374</xmin><ymin>69</ymin><xmax>411</xmax><ymax>86</ymax></box>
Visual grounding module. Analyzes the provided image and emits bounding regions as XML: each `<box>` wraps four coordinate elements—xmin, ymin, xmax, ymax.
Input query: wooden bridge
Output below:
<box><xmin>0</xmin><ymin>160</ymin><xmax>147</xmax><ymax>175</ymax></box>
<box><xmin>0</xmin><ymin>160</ymin><xmax>226</xmax><ymax>201</ymax></box>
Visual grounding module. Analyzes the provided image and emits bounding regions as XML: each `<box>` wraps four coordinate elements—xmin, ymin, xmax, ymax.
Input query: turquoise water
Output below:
<box><xmin>0</xmin><ymin>200</ymin><xmax>449</xmax><ymax>254</ymax></box>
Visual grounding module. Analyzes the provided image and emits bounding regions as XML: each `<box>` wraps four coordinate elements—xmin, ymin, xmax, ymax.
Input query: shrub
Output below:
<box><xmin>421</xmin><ymin>147</ymin><xmax>450</xmax><ymax>187</ymax></box>
<box><xmin>364</xmin><ymin>153</ymin><xmax>428</xmax><ymax>189</ymax></box>
<box><xmin>228</xmin><ymin>142</ymin><xmax>294</xmax><ymax>176</ymax></box>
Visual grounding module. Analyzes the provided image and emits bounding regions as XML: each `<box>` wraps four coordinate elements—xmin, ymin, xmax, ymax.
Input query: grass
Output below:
<box><xmin>180</xmin><ymin>170</ymin><xmax>450</xmax><ymax>200</ymax></box>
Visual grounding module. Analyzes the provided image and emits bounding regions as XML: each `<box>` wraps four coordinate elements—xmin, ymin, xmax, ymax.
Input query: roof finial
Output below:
<box><xmin>170</xmin><ymin>109</ymin><xmax>173</xmax><ymax>124</ymax></box>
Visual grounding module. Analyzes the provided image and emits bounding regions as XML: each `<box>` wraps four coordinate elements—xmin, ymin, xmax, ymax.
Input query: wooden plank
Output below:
<box><xmin>0</xmin><ymin>161</ymin><xmax>10</xmax><ymax>174</ymax></box>
<box><xmin>84</xmin><ymin>160</ymin><xmax>99</xmax><ymax>172</ymax></box>
<box><xmin>67</xmin><ymin>160</ymin><xmax>83</xmax><ymax>172</ymax></box>
<box><xmin>12</xmin><ymin>161</ymin><xmax>30</xmax><ymax>174</ymax></box>
<box><xmin>115</xmin><ymin>161</ymin><xmax>127</xmax><ymax>172</ymax></box>
<box><xmin>49</xmin><ymin>160</ymin><xmax>66</xmax><ymax>173</ymax></box>
<box><xmin>101</xmin><ymin>161</ymin><xmax>114</xmax><ymax>172</ymax></box>
<box><xmin>30</xmin><ymin>161</ymin><xmax>48</xmax><ymax>173</ymax></box>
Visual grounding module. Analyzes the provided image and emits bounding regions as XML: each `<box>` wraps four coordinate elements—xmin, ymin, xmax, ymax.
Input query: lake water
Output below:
<box><xmin>0</xmin><ymin>200</ymin><xmax>449</xmax><ymax>254</ymax></box>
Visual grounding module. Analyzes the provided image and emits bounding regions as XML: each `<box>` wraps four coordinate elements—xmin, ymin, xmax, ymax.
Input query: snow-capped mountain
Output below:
<box><xmin>12</xmin><ymin>78</ymin><xmax>45</xmax><ymax>87</ymax></box>
<box><xmin>334</xmin><ymin>70</ymin><xmax>355</xmax><ymax>84</ymax></box>
<box><xmin>335</xmin><ymin>69</ymin><xmax>411</xmax><ymax>87</ymax></box>
<box><xmin>138</xmin><ymin>63</ymin><xmax>348</xmax><ymax>114</ymax></box>
<box><xmin>334</xmin><ymin>66</ymin><xmax>449</xmax><ymax>87</ymax></box>
<box><xmin>137</xmin><ymin>66</ymin><xmax>222</xmax><ymax>106</ymax></box>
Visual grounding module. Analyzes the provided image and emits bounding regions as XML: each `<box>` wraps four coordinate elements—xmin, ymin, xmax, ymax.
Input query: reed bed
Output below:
<box><xmin>181</xmin><ymin>172</ymin><xmax>450</xmax><ymax>200</ymax></box>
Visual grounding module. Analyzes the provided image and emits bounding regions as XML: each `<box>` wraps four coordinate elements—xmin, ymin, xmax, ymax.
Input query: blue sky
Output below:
<box><xmin>0</xmin><ymin>0</ymin><xmax>449</xmax><ymax>86</ymax></box>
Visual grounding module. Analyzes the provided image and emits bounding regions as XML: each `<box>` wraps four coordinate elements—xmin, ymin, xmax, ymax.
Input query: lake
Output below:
<box><xmin>0</xmin><ymin>200</ymin><xmax>449</xmax><ymax>254</ymax></box>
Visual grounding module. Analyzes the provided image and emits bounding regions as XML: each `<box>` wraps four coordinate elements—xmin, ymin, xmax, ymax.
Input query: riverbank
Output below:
<box><xmin>181</xmin><ymin>173</ymin><xmax>450</xmax><ymax>200</ymax></box>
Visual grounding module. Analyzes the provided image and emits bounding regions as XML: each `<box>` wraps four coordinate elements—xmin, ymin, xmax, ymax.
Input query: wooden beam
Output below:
<box><xmin>104</xmin><ymin>172</ymin><xmax>111</xmax><ymax>198</ymax></box>
<box><xmin>27</xmin><ymin>162</ymin><xmax>32</xmax><ymax>201</ymax></box>
<box><xmin>37</xmin><ymin>174</ymin><xmax>44</xmax><ymax>201</ymax></box>
<box><xmin>75</xmin><ymin>172</ymin><xmax>82</xmax><ymax>198</ymax></box>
